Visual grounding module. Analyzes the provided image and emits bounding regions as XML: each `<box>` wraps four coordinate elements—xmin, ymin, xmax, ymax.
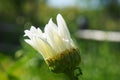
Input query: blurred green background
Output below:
<box><xmin>0</xmin><ymin>0</ymin><xmax>120</xmax><ymax>80</ymax></box>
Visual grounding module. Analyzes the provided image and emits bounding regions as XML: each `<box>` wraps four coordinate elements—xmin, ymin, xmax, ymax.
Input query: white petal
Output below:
<box><xmin>30</xmin><ymin>26</ymin><xmax>43</xmax><ymax>36</ymax></box>
<box><xmin>37</xmin><ymin>28</ymin><xmax>42</xmax><ymax>34</ymax></box>
<box><xmin>57</xmin><ymin>14</ymin><xmax>71</xmax><ymax>41</ymax></box>
<box><xmin>48</xmin><ymin>18</ymin><xmax>58</xmax><ymax>30</ymax></box>
<box><xmin>24</xmin><ymin>39</ymin><xmax>35</xmax><ymax>48</ymax></box>
<box><xmin>32</xmin><ymin>37</ymin><xmax>56</xmax><ymax>59</ymax></box>
<box><xmin>70</xmin><ymin>39</ymin><xmax>76</xmax><ymax>48</ymax></box>
<box><xmin>45</xmin><ymin>23</ymin><xmax>66</xmax><ymax>53</ymax></box>
<box><xmin>45</xmin><ymin>24</ymin><xmax>58</xmax><ymax>50</ymax></box>
<box><xmin>24</xmin><ymin>30</ymin><xmax>33</xmax><ymax>38</ymax></box>
<box><xmin>30</xmin><ymin>26</ymin><xmax>42</xmax><ymax>34</ymax></box>
<box><xmin>24</xmin><ymin>26</ymin><xmax>46</xmax><ymax>40</ymax></box>
<box><xmin>62</xmin><ymin>39</ymin><xmax>71</xmax><ymax>49</ymax></box>
<box><xmin>30</xmin><ymin>26</ymin><xmax>37</xmax><ymax>32</ymax></box>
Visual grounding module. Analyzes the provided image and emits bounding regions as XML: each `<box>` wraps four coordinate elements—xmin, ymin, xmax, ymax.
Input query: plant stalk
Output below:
<box><xmin>64</xmin><ymin>69</ymin><xmax>78</xmax><ymax>80</ymax></box>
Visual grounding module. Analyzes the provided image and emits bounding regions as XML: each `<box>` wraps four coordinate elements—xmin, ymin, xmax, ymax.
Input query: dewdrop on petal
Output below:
<box><xmin>24</xmin><ymin>14</ymin><xmax>81</xmax><ymax>74</ymax></box>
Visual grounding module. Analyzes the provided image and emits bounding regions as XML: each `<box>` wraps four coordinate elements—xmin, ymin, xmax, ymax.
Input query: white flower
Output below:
<box><xmin>24</xmin><ymin>14</ymin><xmax>77</xmax><ymax>60</ymax></box>
<box><xmin>24</xmin><ymin>14</ymin><xmax>81</xmax><ymax>73</ymax></box>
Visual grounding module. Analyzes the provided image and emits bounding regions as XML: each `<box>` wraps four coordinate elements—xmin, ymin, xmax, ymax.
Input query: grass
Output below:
<box><xmin>79</xmin><ymin>39</ymin><xmax>120</xmax><ymax>80</ymax></box>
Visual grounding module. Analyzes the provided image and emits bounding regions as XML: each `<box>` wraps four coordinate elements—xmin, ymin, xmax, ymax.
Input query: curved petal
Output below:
<box><xmin>48</xmin><ymin>18</ymin><xmax>58</xmax><ymax>30</ymax></box>
<box><xmin>57</xmin><ymin>14</ymin><xmax>71</xmax><ymax>41</ymax></box>
<box><xmin>31</xmin><ymin>36</ymin><xmax>56</xmax><ymax>59</ymax></box>
<box><xmin>30</xmin><ymin>26</ymin><xmax>37</xmax><ymax>32</ymax></box>
<box><xmin>24</xmin><ymin>26</ymin><xmax>46</xmax><ymax>40</ymax></box>
<box><xmin>70</xmin><ymin>39</ymin><xmax>77</xmax><ymax>48</ymax></box>
<box><xmin>24</xmin><ymin>30</ymin><xmax>33</xmax><ymax>39</ymax></box>
<box><xmin>37</xmin><ymin>28</ymin><xmax>43</xmax><ymax>34</ymax></box>
<box><xmin>45</xmin><ymin>21</ymin><xmax>66</xmax><ymax>53</ymax></box>
<box><xmin>24</xmin><ymin>39</ymin><xmax>34</xmax><ymax>47</ymax></box>
<box><xmin>30</xmin><ymin>26</ymin><xmax>43</xmax><ymax>36</ymax></box>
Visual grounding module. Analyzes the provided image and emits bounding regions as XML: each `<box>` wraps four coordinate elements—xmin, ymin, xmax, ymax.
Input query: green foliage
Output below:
<box><xmin>78</xmin><ymin>40</ymin><xmax>120</xmax><ymax>80</ymax></box>
<box><xmin>0</xmin><ymin>0</ymin><xmax>120</xmax><ymax>80</ymax></box>
<box><xmin>0</xmin><ymin>40</ymin><xmax>120</xmax><ymax>80</ymax></box>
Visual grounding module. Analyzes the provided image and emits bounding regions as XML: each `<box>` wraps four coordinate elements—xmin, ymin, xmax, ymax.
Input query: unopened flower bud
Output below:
<box><xmin>24</xmin><ymin>14</ymin><xmax>81</xmax><ymax>76</ymax></box>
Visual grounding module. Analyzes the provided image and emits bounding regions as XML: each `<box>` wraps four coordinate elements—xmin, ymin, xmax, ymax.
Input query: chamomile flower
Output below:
<box><xmin>24</xmin><ymin>14</ymin><xmax>81</xmax><ymax>73</ymax></box>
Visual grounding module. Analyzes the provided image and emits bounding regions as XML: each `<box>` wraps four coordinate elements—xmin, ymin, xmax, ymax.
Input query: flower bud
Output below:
<box><xmin>24</xmin><ymin>14</ymin><xmax>81</xmax><ymax>76</ymax></box>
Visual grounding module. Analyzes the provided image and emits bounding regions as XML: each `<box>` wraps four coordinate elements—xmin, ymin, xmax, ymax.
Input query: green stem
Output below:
<box><xmin>64</xmin><ymin>69</ymin><xmax>78</xmax><ymax>80</ymax></box>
